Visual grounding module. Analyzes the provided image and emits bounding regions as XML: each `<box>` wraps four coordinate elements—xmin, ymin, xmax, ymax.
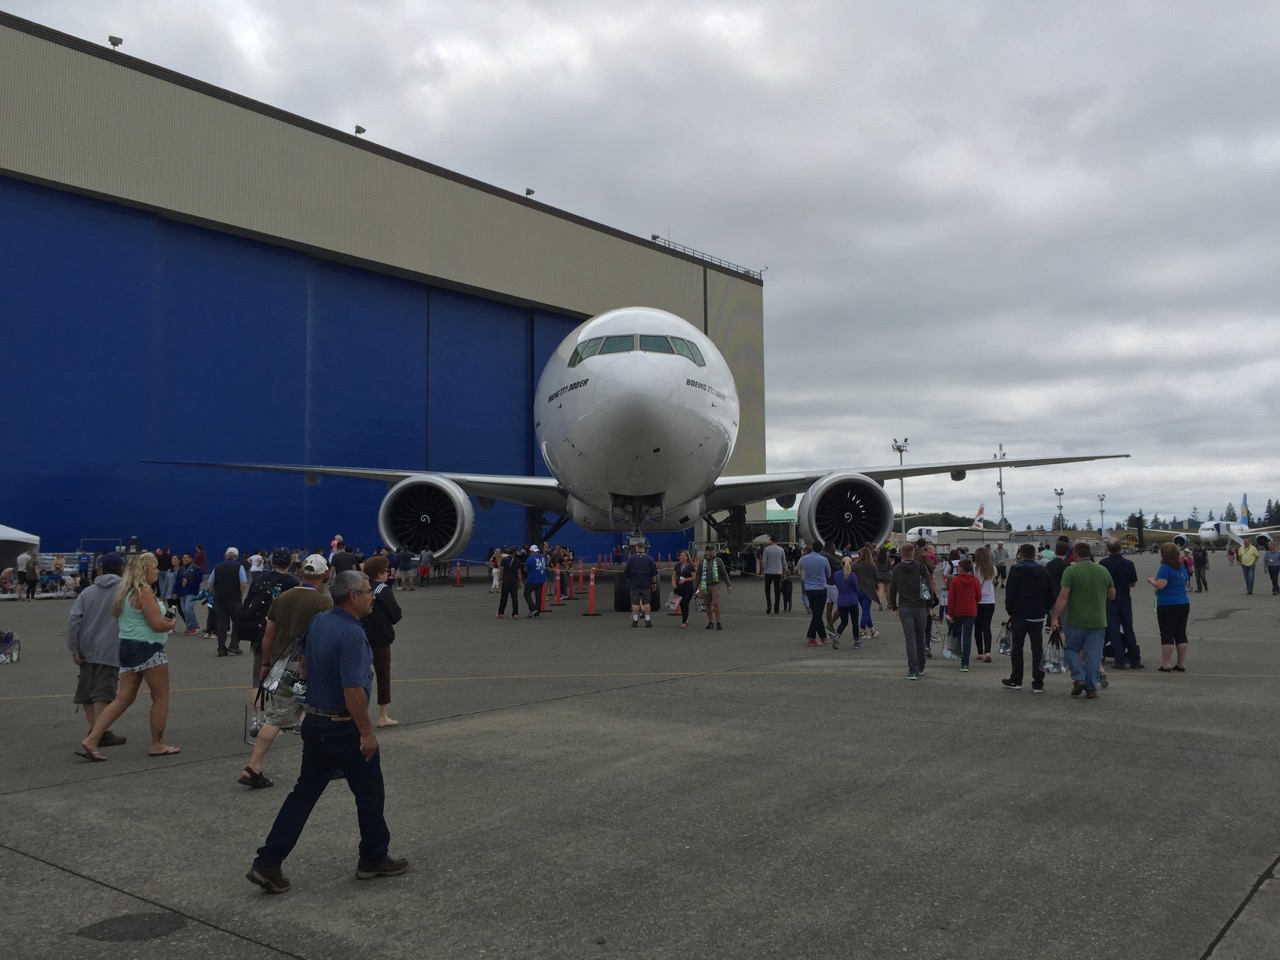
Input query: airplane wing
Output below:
<box><xmin>702</xmin><ymin>453</ymin><xmax>1130</xmax><ymax>513</ymax></box>
<box><xmin>150</xmin><ymin>462</ymin><xmax>570</xmax><ymax>514</ymax></box>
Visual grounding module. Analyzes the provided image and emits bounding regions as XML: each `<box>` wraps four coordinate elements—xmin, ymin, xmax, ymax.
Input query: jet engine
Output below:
<box><xmin>377</xmin><ymin>475</ymin><xmax>475</xmax><ymax>560</ymax></box>
<box><xmin>797</xmin><ymin>473</ymin><xmax>894</xmax><ymax>550</ymax></box>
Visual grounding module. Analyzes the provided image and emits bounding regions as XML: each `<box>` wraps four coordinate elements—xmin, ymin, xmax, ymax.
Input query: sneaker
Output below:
<box><xmin>1032</xmin><ymin>686</ymin><xmax>1044</xmax><ymax>694</ymax></box>
<box><xmin>870</xmin><ymin>629</ymin><xmax>879</xmax><ymax>638</ymax></box>
<box><xmin>246</xmin><ymin>865</ymin><xmax>290</xmax><ymax>894</ymax></box>
<box><xmin>229</xmin><ymin>647</ymin><xmax>243</xmax><ymax>655</ymax></box>
<box><xmin>960</xmin><ymin>665</ymin><xmax>969</xmax><ymax>672</ymax></box>
<box><xmin>716</xmin><ymin>622</ymin><xmax>723</xmax><ymax>631</ymax></box>
<box><xmin>249</xmin><ymin>722</ymin><xmax>261</xmax><ymax>738</ymax></box>
<box><xmin>907</xmin><ymin>673</ymin><xmax>919</xmax><ymax>681</ymax></box>
<box><xmin>1111</xmin><ymin>661</ymin><xmax>1128</xmax><ymax>669</ymax></box>
<box><xmin>631</xmin><ymin>620</ymin><xmax>638</xmax><ymax>628</ymax></box>
<box><xmin>356</xmin><ymin>856</ymin><xmax>409</xmax><ymax>880</ymax></box>
<box><xmin>1001</xmin><ymin>679</ymin><xmax>1022</xmax><ymax>690</ymax></box>
<box><xmin>1071</xmin><ymin>680</ymin><xmax>1086</xmax><ymax>697</ymax></box>
<box><xmin>1131</xmin><ymin>662</ymin><xmax>1146</xmax><ymax>670</ymax></box>
<box><xmin>1100</xmin><ymin>674</ymin><xmax>1109</xmax><ymax>689</ymax></box>
<box><xmin>239</xmin><ymin>767</ymin><xmax>274</xmax><ymax>789</ymax></box>
<box><xmin>705</xmin><ymin>623</ymin><xmax>714</xmax><ymax>630</ymax></box>
<box><xmin>645</xmin><ymin>619</ymin><xmax>652</xmax><ymax>628</ymax></box>
<box><xmin>181</xmin><ymin>629</ymin><xmax>200</xmax><ymax>635</ymax></box>
<box><xmin>806</xmin><ymin>639</ymin><xmax>820</xmax><ymax>646</ymax></box>
<box><xmin>854</xmin><ymin>641</ymin><xmax>864</xmax><ymax>650</ymax></box>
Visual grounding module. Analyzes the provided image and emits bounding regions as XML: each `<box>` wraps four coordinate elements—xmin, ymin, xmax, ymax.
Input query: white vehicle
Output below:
<box><xmin>906</xmin><ymin>504</ymin><xmax>986</xmax><ymax>544</ymax></box>
<box><xmin>191</xmin><ymin>307</ymin><xmax>1127</xmax><ymax>558</ymax></box>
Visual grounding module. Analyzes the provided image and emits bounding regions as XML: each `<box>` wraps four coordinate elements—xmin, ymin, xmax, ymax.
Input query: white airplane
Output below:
<box><xmin>905</xmin><ymin>505</ymin><xmax>987</xmax><ymax>544</ymax></box>
<box><xmin>181</xmin><ymin>307</ymin><xmax>1128</xmax><ymax>559</ymax></box>
<box><xmin>1158</xmin><ymin>520</ymin><xmax>1280</xmax><ymax>548</ymax></box>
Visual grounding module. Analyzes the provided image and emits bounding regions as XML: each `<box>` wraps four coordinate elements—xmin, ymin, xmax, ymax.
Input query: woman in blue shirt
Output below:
<box><xmin>832</xmin><ymin>557</ymin><xmax>860</xmax><ymax>650</ymax></box>
<box><xmin>1147</xmin><ymin>541</ymin><xmax>1190</xmax><ymax>673</ymax></box>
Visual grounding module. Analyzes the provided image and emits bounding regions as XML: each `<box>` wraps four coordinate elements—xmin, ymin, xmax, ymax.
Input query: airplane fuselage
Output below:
<box><xmin>533</xmin><ymin>307</ymin><xmax>739</xmax><ymax>532</ymax></box>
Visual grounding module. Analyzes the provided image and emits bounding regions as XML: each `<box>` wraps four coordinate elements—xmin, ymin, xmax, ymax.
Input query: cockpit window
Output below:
<box><xmin>568</xmin><ymin>337</ymin><xmax>603</xmax><ymax>368</ymax></box>
<box><xmin>639</xmin><ymin>335</ymin><xmax>675</xmax><ymax>354</ymax></box>
<box><xmin>599</xmin><ymin>335</ymin><xmax>635</xmax><ymax>354</ymax></box>
<box><xmin>671</xmin><ymin>337</ymin><xmax>706</xmax><ymax>366</ymax></box>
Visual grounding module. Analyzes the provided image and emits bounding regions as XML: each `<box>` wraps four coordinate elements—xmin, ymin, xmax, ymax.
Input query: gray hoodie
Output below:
<box><xmin>66</xmin><ymin>574</ymin><xmax>122</xmax><ymax>666</ymax></box>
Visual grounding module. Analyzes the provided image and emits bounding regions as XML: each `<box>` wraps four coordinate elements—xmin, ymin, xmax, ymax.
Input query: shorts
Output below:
<box><xmin>630</xmin><ymin>586</ymin><xmax>652</xmax><ymax>607</ymax></box>
<box><xmin>74</xmin><ymin>662</ymin><xmax>119</xmax><ymax>704</ymax></box>
<box><xmin>118</xmin><ymin>638</ymin><xmax>167</xmax><ymax>672</ymax></box>
<box><xmin>263</xmin><ymin>693</ymin><xmax>306</xmax><ymax>730</ymax></box>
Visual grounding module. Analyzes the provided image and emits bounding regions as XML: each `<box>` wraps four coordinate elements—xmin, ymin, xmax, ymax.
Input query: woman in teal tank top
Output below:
<box><xmin>78</xmin><ymin>553</ymin><xmax>179</xmax><ymax>762</ymax></box>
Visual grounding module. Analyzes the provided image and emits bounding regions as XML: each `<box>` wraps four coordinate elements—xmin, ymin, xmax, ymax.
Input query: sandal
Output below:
<box><xmin>75</xmin><ymin>747</ymin><xmax>108</xmax><ymax>762</ymax></box>
<box><xmin>1172</xmin><ymin>665</ymin><xmax>1186</xmax><ymax>672</ymax></box>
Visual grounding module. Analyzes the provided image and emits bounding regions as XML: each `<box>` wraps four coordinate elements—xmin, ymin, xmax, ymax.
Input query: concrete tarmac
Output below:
<box><xmin>1</xmin><ymin>555</ymin><xmax>1278</xmax><ymax>959</ymax></box>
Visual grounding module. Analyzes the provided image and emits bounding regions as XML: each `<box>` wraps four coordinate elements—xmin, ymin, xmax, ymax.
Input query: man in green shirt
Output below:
<box><xmin>1049</xmin><ymin>542</ymin><xmax>1115</xmax><ymax>700</ymax></box>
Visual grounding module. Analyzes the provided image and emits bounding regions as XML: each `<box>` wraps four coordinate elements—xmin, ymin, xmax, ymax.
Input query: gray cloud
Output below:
<box><xmin>12</xmin><ymin>0</ymin><xmax>1279</xmax><ymax>528</ymax></box>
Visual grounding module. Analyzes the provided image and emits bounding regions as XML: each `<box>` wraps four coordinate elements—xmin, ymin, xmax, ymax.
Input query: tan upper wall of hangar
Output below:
<box><xmin>0</xmin><ymin>13</ymin><xmax>765</xmax><ymax>477</ymax></box>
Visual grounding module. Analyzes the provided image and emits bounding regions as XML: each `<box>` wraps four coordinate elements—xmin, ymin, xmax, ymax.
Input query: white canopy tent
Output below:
<box><xmin>0</xmin><ymin>524</ymin><xmax>40</xmax><ymax>574</ymax></box>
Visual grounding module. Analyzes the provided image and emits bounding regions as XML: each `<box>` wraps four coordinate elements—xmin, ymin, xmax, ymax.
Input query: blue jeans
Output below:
<box><xmin>1242</xmin><ymin>565</ymin><xmax>1256</xmax><ymax>594</ymax></box>
<box><xmin>954</xmin><ymin>616</ymin><xmax>975</xmax><ymax>666</ymax></box>
<box><xmin>1064</xmin><ymin>625</ymin><xmax>1105</xmax><ymax>692</ymax></box>
<box><xmin>254</xmin><ymin>716</ymin><xmax>390</xmax><ymax>869</ymax></box>
<box><xmin>858</xmin><ymin>593</ymin><xmax>874</xmax><ymax>630</ymax></box>
<box><xmin>179</xmin><ymin>595</ymin><xmax>199</xmax><ymax>631</ymax></box>
<box><xmin>805</xmin><ymin>590</ymin><xmax>829</xmax><ymax>640</ymax></box>
<box><xmin>1106</xmin><ymin>597</ymin><xmax>1139</xmax><ymax>665</ymax></box>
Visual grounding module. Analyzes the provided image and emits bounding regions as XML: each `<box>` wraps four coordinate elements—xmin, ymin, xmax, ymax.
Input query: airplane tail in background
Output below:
<box><xmin>972</xmin><ymin>504</ymin><xmax>985</xmax><ymax>529</ymax></box>
<box><xmin>1241</xmin><ymin>494</ymin><xmax>1251</xmax><ymax>525</ymax></box>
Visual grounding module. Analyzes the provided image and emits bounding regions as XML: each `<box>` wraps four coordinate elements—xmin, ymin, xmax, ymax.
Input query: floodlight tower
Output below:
<box><xmin>994</xmin><ymin>443</ymin><xmax>1007</xmax><ymax>529</ymax></box>
<box><xmin>891</xmin><ymin>438</ymin><xmax>909</xmax><ymax>537</ymax></box>
<box><xmin>1098</xmin><ymin>493</ymin><xmax>1106</xmax><ymax>534</ymax></box>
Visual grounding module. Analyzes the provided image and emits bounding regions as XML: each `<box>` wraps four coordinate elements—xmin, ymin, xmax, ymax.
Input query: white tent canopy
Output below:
<box><xmin>1</xmin><ymin>524</ymin><xmax>40</xmax><ymax>573</ymax></box>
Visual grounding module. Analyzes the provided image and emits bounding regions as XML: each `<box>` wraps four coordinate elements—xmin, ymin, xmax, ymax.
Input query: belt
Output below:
<box><xmin>305</xmin><ymin>706</ymin><xmax>352</xmax><ymax>720</ymax></box>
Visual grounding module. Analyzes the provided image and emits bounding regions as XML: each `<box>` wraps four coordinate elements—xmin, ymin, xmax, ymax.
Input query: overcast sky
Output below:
<box><xmin>9</xmin><ymin>1</ymin><xmax>1279</xmax><ymax>530</ymax></box>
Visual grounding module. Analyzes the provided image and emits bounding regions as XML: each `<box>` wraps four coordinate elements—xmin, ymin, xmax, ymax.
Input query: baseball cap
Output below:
<box><xmin>529</xmin><ymin>544</ymin><xmax>540</xmax><ymax>553</ymax></box>
<box><xmin>271</xmin><ymin>549</ymin><xmax>291</xmax><ymax>567</ymax></box>
<box><xmin>98</xmin><ymin>553</ymin><xmax>125</xmax><ymax>574</ymax></box>
<box><xmin>301</xmin><ymin>554</ymin><xmax>329</xmax><ymax>575</ymax></box>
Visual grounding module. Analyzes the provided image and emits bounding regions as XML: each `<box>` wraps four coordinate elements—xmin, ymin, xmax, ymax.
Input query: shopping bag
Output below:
<box><xmin>996</xmin><ymin>619</ymin><xmax>1012</xmax><ymax>656</ymax></box>
<box><xmin>1042</xmin><ymin>627</ymin><xmax>1067</xmax><ymax>674</ymax></box>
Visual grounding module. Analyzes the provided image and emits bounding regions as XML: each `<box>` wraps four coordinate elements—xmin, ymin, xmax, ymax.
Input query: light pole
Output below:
<box><xmin>1054</xmin><ymin>488</ymin><xmax>1064</xmax><ymax>531</ymax></box>
<box><xmin>892</xmin><ymin>437</ymin><xmax>909</xmax><ymax>537</ymax></box>
<box><xmin>994</xmin><ymin>443</ymin><xmax>1007</xmax><ymax>529</ymax></box>
<box><xmin>1097</xmin><ymin>493</ymin><xmax>1106</xmax><ymax>535</ymax></box>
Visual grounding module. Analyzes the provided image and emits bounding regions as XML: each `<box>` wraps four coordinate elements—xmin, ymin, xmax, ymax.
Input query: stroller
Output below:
<box><xmin>0</xmin><ymin>631</ymin><xmax>19</xmax><ymax>665</ymax></box>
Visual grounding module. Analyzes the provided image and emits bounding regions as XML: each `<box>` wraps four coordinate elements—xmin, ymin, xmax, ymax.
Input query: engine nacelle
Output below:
<box><xmin>377</xmin><ymin>475</ymin><xmax>475</xmax><ymax>561</ymax></box>
<box><xmin>797</xmin><ymin>473</ymin><xmax>894</xmax><ymax>550</ymax></box>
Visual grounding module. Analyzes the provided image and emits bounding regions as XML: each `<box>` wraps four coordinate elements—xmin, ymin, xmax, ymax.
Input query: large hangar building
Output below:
<box><xmin>0</xmin><ymin>13</ymin><xmax>765</xmax><ymax>561</ymax></box>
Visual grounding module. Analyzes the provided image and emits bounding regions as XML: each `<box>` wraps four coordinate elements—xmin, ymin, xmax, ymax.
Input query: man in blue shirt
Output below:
<box><xmin>247</xmin><ymin>570</ymin><xmax>408</xmax><ymax>894</ymax></box>
<box><xmin>797</xmin><ymin>542</ymin><xmax>833</xmax><ymax>646</ymax></box>
<box><xmin>624</xmin><ymin>543</ymin><xmax>659</xmax><ymax>627</ymax></box>
<box><xmin>176</xmin><ymin>552</ymin><xmax>203</xmax><ymax>634</ymax></box>
<box><xmin>1099</xmin><ymin>539</ymin><xmax>1143</xmax><ymax>669</ymax></box>
<box><xmin>523</xmin><ymin>544</ymin><xmax>548</xmax><ymax>618</ymax></box>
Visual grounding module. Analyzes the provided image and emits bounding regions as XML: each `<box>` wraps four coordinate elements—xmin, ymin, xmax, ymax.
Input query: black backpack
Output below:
<box><xmin>234</xmin><ymin>572</ymin><xmax>296</xmax><ymax>644</ymax></box>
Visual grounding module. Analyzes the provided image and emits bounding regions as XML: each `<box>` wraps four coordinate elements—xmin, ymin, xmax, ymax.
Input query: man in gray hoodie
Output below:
<box><xmin>66</xmin><ymin>553</ymin><xmax>128</xmax><ymax>747</ymax></box>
